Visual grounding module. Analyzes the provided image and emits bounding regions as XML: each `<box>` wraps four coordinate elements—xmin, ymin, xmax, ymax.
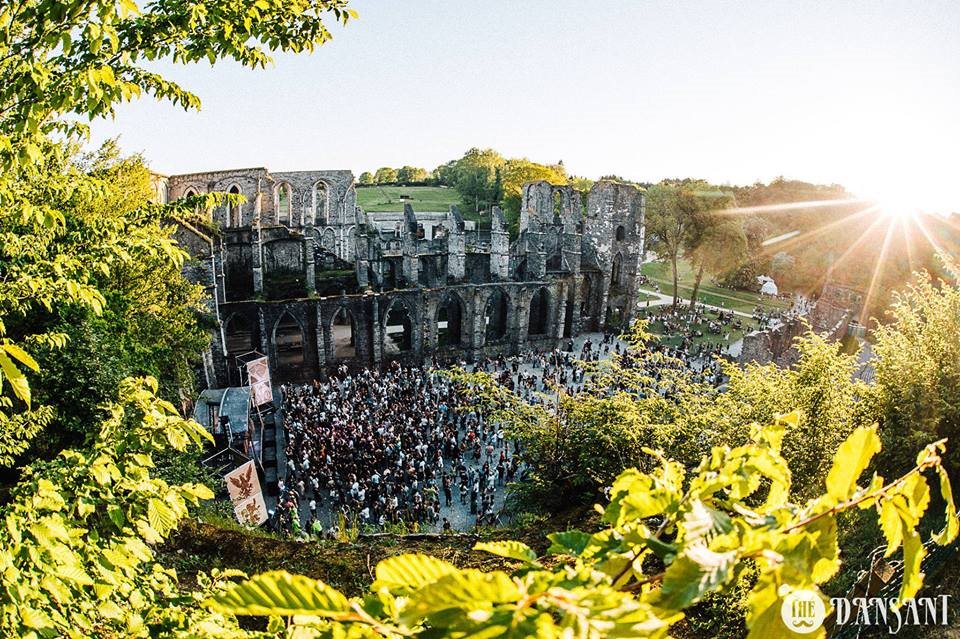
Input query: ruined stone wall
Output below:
<box><xmin>582</xmin><ymin>181</ymin><xmax>645</xmax><ymax>328</ymax></box>
<box><xmin>170</xmin><ymin>167</ymin><xmax>652</xmax><ymax>388</ymax></box>
<box><xmin>738</xmin><ymin>306</ymin><xmax>852</xmax><ymax>368</ymax></box>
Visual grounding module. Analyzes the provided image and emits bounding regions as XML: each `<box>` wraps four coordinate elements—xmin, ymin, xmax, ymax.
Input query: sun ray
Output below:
<box><xmin>757</xmin><ymin>204</ymin><xmax>880</xmax><ymax>260</ymax></box>
<box><xmin>900</xmin><ymin>215</ymin><xmax>916</xmax><ymax>277</ymax></box>
<box><xmin>859</xmin><ymin>216</ymin><xmax>898</xmax><ymax>325</ymax></box>
<box><xmin>801</xmin><ymin>211</ymin><xmax>888</xmax><ymax>299</ymax></box>
<box><xmin>718</xmin><ymin>197</ymin><xmax>870</xmax><ymax>217</ymax></box>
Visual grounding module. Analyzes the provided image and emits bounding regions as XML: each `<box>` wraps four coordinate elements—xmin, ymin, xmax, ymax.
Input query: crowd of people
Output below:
<box><xmin>639</xmin><ymin>304</ymin><xmax>747</xmax><ymax>351</ymax></box>
<box><xmin>269</xmin><ymin>303</ymin><xmax>812</xmax><ymax>537</ymax></box>
<box><xmin>274</xmin><ymin>361</ymin><xmax>520</xmax><ymax>538</ymax></box>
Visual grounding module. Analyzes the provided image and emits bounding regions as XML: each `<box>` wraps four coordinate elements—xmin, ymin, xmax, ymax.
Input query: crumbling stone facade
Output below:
<box><xmin>164</xmin><ymin>169</ymin><xmax>646</xmax><ymax>385</ymax></box>
<box><xmin>738</xmin><ymin>283</ymin><xmax>860</xmax><ymax>367</ymax></box>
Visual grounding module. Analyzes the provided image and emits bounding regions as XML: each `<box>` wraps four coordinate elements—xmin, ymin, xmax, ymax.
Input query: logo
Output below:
<box><xmin>781</xmin><ymin>588</ymin><xmax>827</xmax><ymax>634</ymax></box>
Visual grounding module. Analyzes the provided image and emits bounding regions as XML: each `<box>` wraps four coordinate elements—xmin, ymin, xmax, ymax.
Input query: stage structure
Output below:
<box><xmin>236</xmin><ymin>350</ymin><xmax>273</xmax><ymax>464</ymax></box>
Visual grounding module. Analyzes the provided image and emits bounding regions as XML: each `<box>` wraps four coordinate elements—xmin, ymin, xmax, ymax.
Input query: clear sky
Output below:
<box><xmin>88</xmin><ymin>1</ymin><xmax>960</xmax><ymax>211</ymax></box>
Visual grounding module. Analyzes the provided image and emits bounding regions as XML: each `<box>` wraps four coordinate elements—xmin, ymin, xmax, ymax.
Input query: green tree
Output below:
<box><xmin>9</xmin><ymin>144</ymin><xmax>211</xmax><ymax>457</ymax></box>
<box><xmin>374</xmin><ymin>166</ymin><xmax>398</xmax><ymax>184</ymax></box>
<box><xmin>358</xmin><ymin>171</ymin><xmax>375</xmax><ymax>186</ymax></box>
<box><xmin>0</xmin><ymin>0</ymin><xmax>358</xmax><ymax>464</ymax></box>
<box><xmin>499</xmin><ymin>158</ymin><xmax>568</xmax><ymax>229</ymax></box>
<box><xmin>449</xmin><ymin>147</ymin><xmax>505</xmax><ymax>214</ymax></box>
<box><xmin>645</xmin><ymin>182</ymin><xmax>715</xmax><ymax>307</ymax></box>
<box><xmin>873</xmin><ymin>262</ymin><xmax>960</xmax><ymax>476</ymax></box>
<box><xmin>396</xmin><ymin>165</ymin><xmax>430</xmax><ymax>185</ymax></box>
<box><xmin>685</xmin><ymin>215</ymin><xmax>746</xmax><ymax>310</ymax></box>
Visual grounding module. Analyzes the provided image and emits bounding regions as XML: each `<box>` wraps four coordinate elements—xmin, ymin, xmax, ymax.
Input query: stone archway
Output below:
<box><xmin>384</xmin><ymin>299</ymin><xmax>413</xmax><ymax>353</ymax></box>
<box><xmin>528</xmin><ymin>287</ymin><xmax>550</xmax><ymax>337</ymax></box>
<box><xmin>330</xmin><ymin>306</ymin><xmax>356</xmax><ymax>359</ymax></box>
<box><xmin>436</xmin><ymin>292</ymin><xmax>466</xmax><ymax>348</ymax></box>
<box><xmin>483</xmin><ymin>288</ymin><xmax>510</xmax><ymax>343</ymax></box>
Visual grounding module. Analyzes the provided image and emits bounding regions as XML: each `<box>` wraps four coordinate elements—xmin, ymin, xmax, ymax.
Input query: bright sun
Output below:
<box><xmin>851</xmin><ymin>161</ymin><xmax>958</xmax><ymax>219</ymax></box>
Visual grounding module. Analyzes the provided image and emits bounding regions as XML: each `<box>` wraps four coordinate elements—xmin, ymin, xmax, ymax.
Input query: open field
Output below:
<box><xmin>640</xmin><ymin>260</ymin><xmax>790</xmax><ymax>315</ymax></box>
<box><xmin>638</xmin><ymin>311</ymin><xmax>761</xmax><ymax>348</ymax></box>
<box><xmin>356</xmin><ymin>185</ymin><xmax>463</xmax><ymax>213</ymax></box>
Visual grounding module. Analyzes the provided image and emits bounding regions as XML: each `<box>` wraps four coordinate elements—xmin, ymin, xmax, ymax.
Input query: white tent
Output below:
<box><xmin>757</xmin><ymin>275</ymin><xmax>778</xmax><ymax>296</ymax></box>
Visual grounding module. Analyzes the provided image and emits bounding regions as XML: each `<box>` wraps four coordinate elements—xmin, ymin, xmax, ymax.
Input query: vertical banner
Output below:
<box><xmin>246</xmin><ymin>356</ymin><xmax>273</xmax><ymax>407</ymax></box>
<box><xmin>224</xmin><ymin>460</ymin><xmax>268</xmax><ymax>526</ymax></box>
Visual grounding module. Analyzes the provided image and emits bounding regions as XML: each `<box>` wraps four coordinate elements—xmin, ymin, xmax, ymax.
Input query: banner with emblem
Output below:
<box><xmin>224</xmin><ymin>460</ymin><xmax>268</xmax><ymax>526</ymax></box>
<box><xmin>246</xmin><ymin>356</ymin><xmax>273</xmax><ymax>407</ymax></box>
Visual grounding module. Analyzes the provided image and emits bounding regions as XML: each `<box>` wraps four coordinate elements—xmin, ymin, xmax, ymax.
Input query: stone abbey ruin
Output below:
<box><xmin>160</xmin><ymin>168</ymin><xmax>646</xmax><ymax>386</ymax></box>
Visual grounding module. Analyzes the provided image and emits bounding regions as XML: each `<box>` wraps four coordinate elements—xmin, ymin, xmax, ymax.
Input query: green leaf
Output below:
<box><xmin>401</xmin><ymin>569</ymin><xmax>521</xmax><ymax>622</ymax></box>
<box><xmin>880</xmin><ymin>498</ymin><xmax>903</xmax><ymax>557</ymax></box>
<box><xmin>473</xmin><ymin>540</ymin><xmax>539</xmax><ymax>565</ymax></box>
<box><xmin>107</xmin><ymin>505</ymin><xmax>124</xmax><ymax>530</ymax></box>
<box><xmin>807</xmin><ymin>516</ymin><xmax>840</xmax><ymax>583</ymax></box>
<box><xmin>2</xmin><ymin>343</ymin><xmax>39</xmax><ymax>372</ymax></box>
<box><xmin>20</xmin><ymin>606</ymin><xmax>53</xmax><ymax>630</ymax></box>
<box><xmin>547</xmin><ymin>530</ymin><xmax>592</xmax><ymax>557</ymax></box>
<box><xmin>212</xmin><ymin>571</ymin><xmax>350</xmax><ymax>617</ymax></box>
<box><xmin>932</xmin><ymin>467</ymin><xmax>959</xmax><ymax>545</ymax></box>
<box><xmin>0</xmin><ymin>351</ymin><xmax>30</xmax><ymax>406</ymax></box>
<box><xmin>374</xmin><ymin>553</ymin><xmax>458</xmax><ymax>591</ymax></box>
<box><xmin>746</xmin><ymin>578</ymin><xmax>824</xmax><ymax>639</ymax></box>
<box><xmin>147</xmin><ymin>497</ymin><xmax>176</xmax><ymax>534</ymax></box>
<box><xmin>825</xmin><ymin>426</ymin><xmax>881</xmax><ymax>502</ymax></box>
<box><xmin>656</xmin><ymin>545</ymin><xmax>737</xmax><ymax>609</ymax></box>
<box><xmin>899</xmin><ymin>529</ymin><xmax>925</xmax><ymax>602</ymax></box>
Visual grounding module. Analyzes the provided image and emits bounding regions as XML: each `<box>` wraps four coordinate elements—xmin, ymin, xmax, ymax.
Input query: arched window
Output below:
<box><xmin>553</xmin><ymin>191</ymin><xmax>562</xmax><ymax>220</ymax></box>
<box><xmin>313</xmin><ymin>181</ymin><xmax>329</xmax><ymax>225</ymax></box>
<box><xmin>385</xmin><ymin>301</ymin><xmax>413</xmax><ymax>353</ymax></box>
<box><xmin>276</xmin><ymin>183</ymin><xmax>292</xmax><ymax>225</ymax></box>
<box><xmin>528</xmin><ymin>287</ymin><xmax>549</xmax><ymax>336</ymax></box>
<box><xmin>274</xmin><ymin>312</ymin><xmax>305</xmax><ymax>379</ymax></box>
<box><xmin>183</xmin><ymin>187</ymin><xmax>197</xmax><ymax>199</ymax></box>
<box><xmin>580</xmin><ymin>277</ymin><xmax>592</xmax><ymax>317</ymax></box>
<box><xmin>483</xmin><ymin>289</ymin><xmax>509</xmax><ymax>342</ymax></box>
<box><xmin>615</xmin><ymin>225</ymin><xmax>625</xmax><ymax>241</ymax></box>
<box><xmin>436</xmin><ymin>294</ymin><xmax>464</xmax><ymax>347</ymax></box>
<box><xmin>611</xmin><ymin>253</ymin><xmax>624</xmax><ymax>292</ymax></box>
<box><xmin>330</xmin><ymin>307</ymin><xmax>356</xmax><ymax>359</ymax></box>
<box><xmin>224</xmin><ymin>315</ymin><xmax>254</xmax><ymax>354</ymax></box>
<box><xmin>228</xmin><ymin>185</ymin><xmax>241</xmax><ymax>227</ymax></box>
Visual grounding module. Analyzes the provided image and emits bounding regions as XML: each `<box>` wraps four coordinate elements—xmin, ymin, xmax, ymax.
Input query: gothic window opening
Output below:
<box><xmin>385</xmin><ymin>302</ymin><xmax>413</xmax><ymax>353</ymax></box>
<box><xmin>225</xmin><ymin>315</ymin><xmax>255</xmax><ymax>355</ymax></box>
<box><xmin>331</xmin><ymin>307</ymin><xmax>356</xmax><ymax>359</ymax></box>
<box><xmin>437</xmin><ymin>294</ymin><xmax>463</xmax><ymax>347</ymax></box>
<box><xmin>276</xmin><ymin>183</ymin><xmax>292</xmax><ymax>225</ymax></box>
<box><xmin>528</xmin><ymin>287</ymin><xmax>549</xmax><ymax>336</ymax></box>
<box><xmin>228</xmin><ymin>185</ymin><xmax>241</xmax><ymax>227</ymax></box>
<box><xmin>580</xmin><ymin>277</ymin><xmax>592</xmax><ymax>317</ymax></box>
<box><xmin>611</xmin><ymin>253</ymin><xmax>624</xmax><ymax>293</ymax></box>
<box><xmin>484</xmin><ymin>289</ymin><xmax>509</xmax><ymax>343</ymax></box>
<box><xmin>274</xmin><ymin>312</ymin><xmax>305</xmax><ymax>379</ymax></box>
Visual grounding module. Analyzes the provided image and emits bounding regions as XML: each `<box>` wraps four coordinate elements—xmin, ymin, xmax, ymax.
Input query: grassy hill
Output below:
<box><xmin>356</xmin><ymin>185</ymin><xmax>461</xmax><ymax>213</ymax></box>
<box><xmin>640</xmin><ymin>259</ymin><xmax>790</xmax><ymax>315</ymax></box>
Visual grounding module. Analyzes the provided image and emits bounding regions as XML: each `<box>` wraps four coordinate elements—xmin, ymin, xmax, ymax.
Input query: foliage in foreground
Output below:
<box><xmin>0</xmin><ymin>377</ymin><xmax>214</xmax><ymax>637</ymax></box>
<box><xmin>209</xmin><ymin>418</ymin><xmax>956</xmax><ymax>638</ymax></box>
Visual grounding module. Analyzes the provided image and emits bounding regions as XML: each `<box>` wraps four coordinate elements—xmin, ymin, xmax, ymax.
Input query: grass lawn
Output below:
<box><xmin>638</xmin><ymin>311</ymin><xmax>761</xmax><ymax>348</ymax></box>
<box><xmin>640</xmin><ymin>260</ymin><xmax>789</xmax><ymax>315</ymax></box>
<box><xmin>356</xmin><ymin>185</ymin><xmax>469</xmax><ymax>214</ymax></box>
